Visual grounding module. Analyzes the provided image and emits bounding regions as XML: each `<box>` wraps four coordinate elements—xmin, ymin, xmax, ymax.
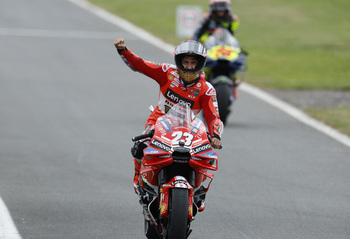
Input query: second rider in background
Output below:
<box><xmin>192</xmin><ymin>0</ymin><xmax>239</xmax><ymax>45</ymax></box>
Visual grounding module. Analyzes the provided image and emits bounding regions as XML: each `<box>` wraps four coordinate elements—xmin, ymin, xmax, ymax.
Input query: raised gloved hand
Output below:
<box><xmin>114</xmin><ymin>38</ymin><xmax>126</xmax><ymax>50</ymax></box>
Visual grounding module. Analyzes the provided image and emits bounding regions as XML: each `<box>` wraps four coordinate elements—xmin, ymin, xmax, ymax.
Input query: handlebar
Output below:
<box><xmin>132</xmin><ymin>129</ymin><xmax>155</xmax><ymax>142</ymax></box>
<box><xmin>207</xmin><ymin>133</ymin><xmax>223</xmax><ymax>150</ymax></box>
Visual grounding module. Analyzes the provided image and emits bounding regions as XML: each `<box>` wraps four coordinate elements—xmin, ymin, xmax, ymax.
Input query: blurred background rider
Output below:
<box><xmin>192</xmin><ymin>0</ymin><xmax>239</xmax><ymax>45</ymax></box>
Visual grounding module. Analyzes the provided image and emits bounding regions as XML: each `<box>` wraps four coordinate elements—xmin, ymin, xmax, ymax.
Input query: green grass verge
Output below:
<box><xmin>87</xmin><ymin>0</ymin><xmax>350</xmax><ymax>137</ymax></box>
<box><xmin>307</xmin><ymin>107</ymin><xmax>350</xmax><ymax>136</ymax></box>
<box><xmin>89</xmin><ymin>0</ymin><xmax>350</xmax><ymax>90</ymax></box>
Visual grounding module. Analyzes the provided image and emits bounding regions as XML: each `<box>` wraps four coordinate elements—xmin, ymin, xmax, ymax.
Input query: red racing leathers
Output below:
<box><xmin>118</xmin><ymin>48</ymin><xmax>223</xmax><ymax>140</ymax></box>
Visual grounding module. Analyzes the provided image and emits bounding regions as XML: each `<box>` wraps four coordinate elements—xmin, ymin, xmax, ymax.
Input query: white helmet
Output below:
<box><xmin>209</xmin><ymin>0</ymin><xmax>231</xmax><ymax>12</ymax></box>
<box><xmin>174</xmin><ymin>40</ymin><xmax>207</xmax><ymax>83</ymax></box>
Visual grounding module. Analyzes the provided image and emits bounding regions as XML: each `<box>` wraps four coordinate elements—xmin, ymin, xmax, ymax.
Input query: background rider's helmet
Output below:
<box><xmin>209</xmin><ymin>0</ymin><xmax>231</xmax><ymax>17</ymax></box>
<box><xmin>174</xmin><ymin>40</ymin><xmax>207</xmax><ymax>83</ymax></box>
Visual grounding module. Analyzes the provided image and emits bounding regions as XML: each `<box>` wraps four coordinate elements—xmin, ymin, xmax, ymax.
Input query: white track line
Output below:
<box><xmin>240</xmin><ymin>84</ymin><xmax>350</xmax><ymax>148</ymax></box>
<box><xmin>67</xmin><ymin>0</ymin><xmax>174</xmax><ymax>53</ymax></box>
<box><xmin>0</xmin><ymin>28</ymin><xmax>122</xmax><ymax>39</ymax></box>
<box><xmin>0</xmin><ymin>197</ymin><xmax>22</xmax><ymax>239</ymax></box>
<box><xmin>67</xmin><ymin>0</ymin><xmax>350</xmax><ymax>151</ymax></box>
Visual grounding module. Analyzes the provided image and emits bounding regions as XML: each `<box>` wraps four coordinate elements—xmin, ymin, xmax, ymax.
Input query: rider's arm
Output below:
<box><xmin>114</xmin><ymin>39</ymin><xmax>168</xmax><ymax>86</ymax></box>
<box><xmin>200</xmin><ymin>82</ymin><xmax>224</xmax><ymax>140</ymax></box>
<box><xmin>228</xmin><ymin>13</ymin><xmax>240</xmax><ymax>34</ymax></box>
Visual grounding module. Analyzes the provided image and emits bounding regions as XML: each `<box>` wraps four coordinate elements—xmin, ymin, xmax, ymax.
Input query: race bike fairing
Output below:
<box><xmin>133</xmin><ymin>103</ymin><xmax>220</xmax><ymax>238</ymax></box>
<box><xmin>141</xmin><ymin>103</ymin><xmax>218</xmax><ymax>191</ymax></box>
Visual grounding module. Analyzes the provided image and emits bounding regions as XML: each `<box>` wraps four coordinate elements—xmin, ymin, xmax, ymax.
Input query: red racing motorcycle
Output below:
<box><xmin>132</xmin><ymin>103</ymin><xmax>220</xmax><ymax>239</ymax></box>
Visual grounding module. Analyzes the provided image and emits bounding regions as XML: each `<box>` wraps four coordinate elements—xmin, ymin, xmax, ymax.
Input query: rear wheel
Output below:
<box><xmin>166</xmin><ymin>188</ymin><xmax>189</xmax><ymax>239</ymax></box>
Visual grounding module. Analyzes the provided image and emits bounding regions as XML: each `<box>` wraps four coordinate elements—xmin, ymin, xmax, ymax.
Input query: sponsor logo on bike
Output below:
<box><xmin>151</xmin><ymin>139</ymin><xmax>171</xmax><ymax>152</ymax></box>
<box><xmin>192</xmin><ymin>143</ymin><xmax>211</xmax><ymax>154</ymax></box>
<box><xmin>171</xmin><ymin>178</ymin><xmax>189</xmax><ymax>188</ymax></box>
<box><xmin>159</xmin><ymin>118</ymin><xmax>171</xmax><ymax>132</ymax></box>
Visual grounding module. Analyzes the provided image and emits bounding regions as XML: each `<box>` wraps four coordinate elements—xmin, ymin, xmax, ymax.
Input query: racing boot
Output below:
<box><xmin>194</xmin><ymin>188</ymin><xmax>207</xmax><ymax>212</ymax></box>
<box><xmin>133</xmin><ymin>159</ymin><xmax>151</xmax><ymax>211</ymax></box>
<box><xmin>197</xmin><ymin>194</ymin><xmax>206</xmax><ymax>212</ymax></box>
<box><xmin>198</xmin><ymin>201</ymin><xmax>206</xmax><ymax>212</ymax></box>
<box><xmin>133</xmin><ymin>158</ymin><xmax>141</xmax><ymax>194</ymax></box>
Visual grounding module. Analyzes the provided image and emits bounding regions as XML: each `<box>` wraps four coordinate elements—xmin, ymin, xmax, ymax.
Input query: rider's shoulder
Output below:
<box><xmin>198</xmin><ymin>75</ymin><xmax>214</xmax><ymax>90</ymax></box>
<box><xmin>160</xmin><ymin>63</ymin><xmax>177</xmax><ymax>72</ymax></box>
<box><xmin>200</xmin><ymin>81</ymin><xmax>216</xmax><ymax>97</ymax></box>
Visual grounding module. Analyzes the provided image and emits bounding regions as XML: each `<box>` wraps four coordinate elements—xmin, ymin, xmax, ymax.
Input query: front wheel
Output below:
<box><xmin>165</xmin><ymin>188</ymin><xmax>189</xmax><ymax>239</ymax></box>
<box><xmin>215</xmin><ymin>83</ymin><xmax>232</xmax><ymax>125</ymax></box>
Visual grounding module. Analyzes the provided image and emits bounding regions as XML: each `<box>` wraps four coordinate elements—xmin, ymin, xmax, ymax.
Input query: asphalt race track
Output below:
<box><xmin>0</xmin><ymin>0</ymin><xmax>349</xmax><ymax>238</ymax></box>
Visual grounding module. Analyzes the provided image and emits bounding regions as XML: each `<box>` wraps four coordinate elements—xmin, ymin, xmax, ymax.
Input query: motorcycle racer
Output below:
<box><xmin>192</xmin><ymin>0</ymin><xmax>239</xmax><ymax>45</ymax></box>
<box><xmin>114</xmin><ymin>38</ymin><xmax>223</xmax><ymax>195</ymax></box>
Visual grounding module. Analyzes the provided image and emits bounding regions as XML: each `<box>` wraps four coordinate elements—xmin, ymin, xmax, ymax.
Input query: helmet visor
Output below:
<box><xmin>175</xmin><ymin>41</ymin><xmax>206</xmax><ymax>57</ymax></box>
<box><xmin>211</xmin><ymin>2</ymin><xmax>230</xmax><ymax>11</ymax></box>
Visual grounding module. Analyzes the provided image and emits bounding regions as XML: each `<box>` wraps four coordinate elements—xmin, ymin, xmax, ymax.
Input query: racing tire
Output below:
<box><xmin>215</xmin><ymin>83</ymin><xmax>232</xmax><ymax>125</ymax></box>
<box><xmin>165</xmin><ymin>188</ymin><xmax>189</xmax><ymax>239</ymax></box>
